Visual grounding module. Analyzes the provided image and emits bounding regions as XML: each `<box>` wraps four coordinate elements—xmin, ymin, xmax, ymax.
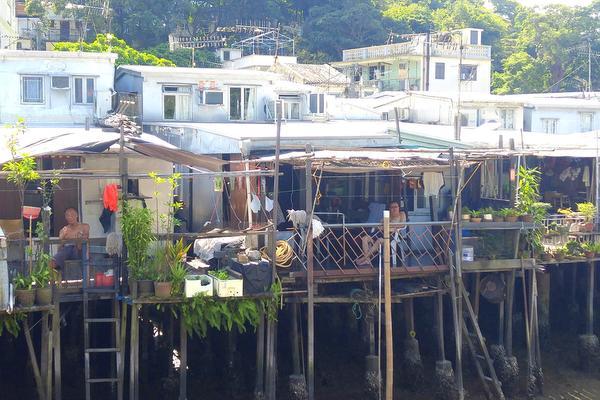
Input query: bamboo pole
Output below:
<box><xmin>587</xmin><ymin>262</ymin><xmax>595</xmax><ymax>335</ymax></box>
<box><xmin>383</xmin><ymin>210</ymin><xmax>393</xmax><ymax>400</ymax></box>
<box><xmin>53</xmin><ymin>294</ymin><xmax>62</xmax><ymax>400</ymax></box>
<box><xmin>179</xmin><ymin>315</ymin><xmax>187</xmax><ymax>400</ymax></box>
<box><xmin>305</xmin><ymin>154</ymin><xmax>315</xmax><ymax>400</ymax></box>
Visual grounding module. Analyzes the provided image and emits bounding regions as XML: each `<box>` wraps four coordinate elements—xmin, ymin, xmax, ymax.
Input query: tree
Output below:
<box><xmin>382</xmin><ymin>1</ymin><xmax>434</xmax><ymax>33</ymax></box>
<box><xmin>301</xmin><ymin>0</ymin><xmax>387</xmax><ymax>60</ymax></box>
<box><xmin>53</xmin><ymin>34</ymin><xmax>175</xmax><ymax>66</ymax></box>
<box><xmin>144</xmin><ymin>43</ymin><xmax>221</xmax><ymax>68</ymax></box>
<box><xmin>492</xmin><ymin>51</ymin><xmax>550</xmax><ymax>94</ymax></box>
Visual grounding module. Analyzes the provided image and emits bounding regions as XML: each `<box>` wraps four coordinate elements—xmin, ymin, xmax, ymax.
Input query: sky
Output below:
<box><xmin>516</xmin><ymin>0</ymin><xmax>593</xmax><ymax>6</ymax></box>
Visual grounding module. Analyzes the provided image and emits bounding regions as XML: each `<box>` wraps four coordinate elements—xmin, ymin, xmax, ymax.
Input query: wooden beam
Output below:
<box><xmin>254</xmin><ymin>312</ymin><xmax>265</xmax><ymax>399</ymax></box>
<box><xmin>305</xmin><ymin>155</ymin><xmax>315</xmax><ymax>400</ymax></box>
<box><xmin>24</xmin><ymin>318</ymin><xmax>46</xmax><ymax>400</ymax></box>
<box><xmin>129</xmin><ymin>305</ymin><xmax>139</xmax><ymax>400</ymax></box>
<box><xmin>179</xmin><ymin>314</ymin><xmax>187</xmax><ymax>400</ymax></box>
<box><xmin>53</xmin><ymin>296</ymin><xmax>62</xmax><ymax>400</ymax></box>
<box><xmin>383</xmin><ymin>210</ymin><xmax>393</xmax><ymax>400</ymax></box>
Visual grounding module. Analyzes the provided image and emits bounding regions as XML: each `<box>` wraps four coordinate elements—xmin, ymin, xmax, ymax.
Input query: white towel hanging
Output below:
<box><xmin>250</xmin><ymin>193</ymin><xmax>261</xmax><ymax>213</ymax></box>
<box><xmin>265</xmin><ymin>196</ymin><xmax>274</xmax><ymax>212</ymax></box>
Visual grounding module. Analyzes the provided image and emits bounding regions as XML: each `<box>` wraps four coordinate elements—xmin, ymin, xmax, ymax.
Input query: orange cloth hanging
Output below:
<box><xmin>103</xmin><ymin>184</ymin><xmax>119</xmax><ymax>212</ymax></box>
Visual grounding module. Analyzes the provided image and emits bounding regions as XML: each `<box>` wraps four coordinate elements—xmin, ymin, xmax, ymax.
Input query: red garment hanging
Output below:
<box><xmin>103</xmin><ymin>184</ymin><xmax>119</xmax><ymax>212</ymax></box>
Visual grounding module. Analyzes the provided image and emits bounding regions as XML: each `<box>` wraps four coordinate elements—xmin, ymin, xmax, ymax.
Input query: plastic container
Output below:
<box><xmin>185</xmin><ymin>275</ymin><xmax>213</xmax><ymax>298</ymax></box>
<box><xmin>95</xmin><ymin>272</ymin><xmax>105</xmax><ymax>287</ymax></box>
<box><xmin>212</xmin><ymin>269</ymin><xmax>243</xmax><ymax>298</ymax></box>
<box><xmin>462</xmin><ymin>246</ymin><xmax>474</xmax><ymax>262</ymax></box>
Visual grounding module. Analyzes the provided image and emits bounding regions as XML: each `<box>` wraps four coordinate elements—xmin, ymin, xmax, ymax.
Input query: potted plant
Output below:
<box><xmin>461</xmin><ymin>207</ymin><xmax>472</xmax><ymax>221</ymax></box>
<box><xmin>470</xmin><ymin>210</ymin><xmax>483</xmax><ymax>223</ymax></box>
<box><xmin>153</xmin><ymin>239</ymin><xmax>191</xmax><ymax>299</ymax></box>
<box><xmin>151</xmin><ymin>244</ymin><xmax>170</xmax><ymax>298</ymax></box>
<box><xmin>582</xmin><ymin>242</ymin><xmax>596</xmax><ymax>259</ymax></box>
<box><xmin>32</xmin><ymin>253</ymin><xmax>54</xmax><ymax>306</ymax></box>
<box><xmin>576</xmin><ymin>202</ymin><xmax>596</xmax><ymax>232</ymax></box>
<box><xmin>553</xmin><ymin>246</ymin><xmax>567</xmax><ymax>262</ymax></box>
<box><xmin>209</xmin><ymin>268</ymin><xmax>243</xmax><ymax>298</ymax></box>
<box><xmin>565</xmin><ymin>239</ymin><xmax>584</xmax><ymax>259</ymax></box>
<box><xmin>121</xmin><ymin>202</ymin><xmax>155</xmax><ymax>298</ymax></box>
<box><xmin>492</xmin><ymin>209</ymin><xmax>505</xmax><ymax>223</ymax></box>
<box><xmin>13</xmin><ymin>273</ymin><xmax>35</xmax><ymax>307</ymax></box>
<box><xmin>540</xmin><ymin>251</ymin><xmax>553</xmax><ymax>262</ymax></box>
<box><xmin>516</xmin><ymin>166</ymin><xmax>541</xmax><ymax>222</ymax></box>
<box><xmin>480</xmin><ymin>207</ymin><xmax>494</xmax><ymax>222</ymax></box>
<box><xmin>501</xmin><ymin>208</ymin><xmax>519</xmax><ymax>223</ymax></box>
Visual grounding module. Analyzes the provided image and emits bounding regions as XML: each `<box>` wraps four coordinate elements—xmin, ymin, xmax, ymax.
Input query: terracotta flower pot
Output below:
<box><xmin>521</xmin><ymin>214</ymin><xmax>534</xmax><ymax>223</ymax></box>
<box><xmin>541</xmin><ymin>253</ymin><xmax>552</xmax><ymax>262</ymax></box>
<box><xmin>505</xmin><ymin>216</ymin><xmax>519</xmax><ymax>223</ymax></box>
<box><xmin>470</xmin><ymin>217</ymin><xmax>482</xmax><ymax>223</ymax></box>
<box><xmin>462</xmin><ymin>214</ymin><xmax>471</xmax><ymax>221</ymax></box>
<box><xmin>154</xmin><ymin>281</ymin><xmax>172</xmax><ymax>299</ymax></box>
<box><xmin>493</xmin><ymin>217</ymin><xmax>505</xmax><ymax>223</ymax></box>
<box><xmin>35</xmin><ymin>287</ymin><xmax>53</xmax><ymax>306</ymax></box>
<box><xmin>585</xmin><ymin>251</ymin><xmax>595</xmax><ymax>260</ymax></box>
<box><xmin>15</xmin><ymin>289</ymin><xmax>35</xmax><ymax>307</ymax></box>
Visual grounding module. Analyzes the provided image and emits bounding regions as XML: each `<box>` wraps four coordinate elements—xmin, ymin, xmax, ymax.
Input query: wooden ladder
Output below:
<box><xmin>461</xmin><ymin>283</ymin><xmax>505</xmax><ymax>400</ymax></box>
<box><xmin>82</xmin><ymin>244</ymin><xmax>123</xmax><ymax>400</ymax></box>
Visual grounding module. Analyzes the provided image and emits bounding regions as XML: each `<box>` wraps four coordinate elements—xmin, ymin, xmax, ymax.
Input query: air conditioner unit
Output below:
<box><xmin>399</xmin><ymin>108</ymin><xmax>410</xmax><ymax>121</ymax></box>
<box><xmin>51</xmin><ymin>76</ymin><xmax>70</xmax><ymax>90</ymax></box>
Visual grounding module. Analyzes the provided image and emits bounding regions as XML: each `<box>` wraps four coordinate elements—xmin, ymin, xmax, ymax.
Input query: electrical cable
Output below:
<box><xmin>260</xmin><ymin>240</ymin><xmax>294</xmax><ymax>268</ymax></box>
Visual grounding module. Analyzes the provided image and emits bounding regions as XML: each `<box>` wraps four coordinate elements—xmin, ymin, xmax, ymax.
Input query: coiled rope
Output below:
<box><xmin>261</xmin><ymin>240</ymin><xmax>295</xmax><ymax>268</ymax></box>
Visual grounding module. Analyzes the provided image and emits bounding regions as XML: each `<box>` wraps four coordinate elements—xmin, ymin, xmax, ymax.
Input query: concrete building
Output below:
<box><xmin>0</xmin><ymin>0</ymin><xmax>17</xmax><ymax>50</ymax></box>
<box><xmin>0</xmin><ymin>50</ymin><xmax>117</xmax><ymax>124</ymax></box>
<box><xmin>332</xmin><ymin>28</ymin><xmax>492</xmax><ymax>96</ymax></box>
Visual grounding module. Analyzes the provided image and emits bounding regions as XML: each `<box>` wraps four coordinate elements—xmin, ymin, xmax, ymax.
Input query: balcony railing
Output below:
<box><xmin>283</xmin><ymin>221</ymin><xmax>453</xmax><ymax>278</ymax></box>
<box><xmin>342</xmin><ymin>42</ymin><xmax>491</xmax><ymax>62</ymax></box>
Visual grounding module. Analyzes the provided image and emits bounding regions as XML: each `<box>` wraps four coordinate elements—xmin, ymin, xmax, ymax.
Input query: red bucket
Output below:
<box><xmin>103</xmin><ymin>274</ymin><xmax>114</xmax><ymax>287</ymax></box>
<box><xmin>22</xmin><ymin>206</ymin><xmax>41</xmax><ymax>220</ymax></box>
<box><xmin>95</xmin><ymin>272</ymin><xmax>105</xmax><ymax>287</ymax></box>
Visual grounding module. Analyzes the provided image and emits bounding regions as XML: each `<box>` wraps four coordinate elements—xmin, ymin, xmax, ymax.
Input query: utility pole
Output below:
<box><xmin>589</xmin><ymin>40</ymin><xmax>592</xmax><ymax>95</ymax></box>
<box><xmin>455</xmin><ymin>33</ymin><xmax>463</xmax><ymax>141</ymax></box>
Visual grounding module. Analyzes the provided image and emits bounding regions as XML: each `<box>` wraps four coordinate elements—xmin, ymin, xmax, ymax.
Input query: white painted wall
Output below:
<box><xmin>428</xmin><ymin>56</ymin><xmax>491</xmax><ymax>94</ymax></box>
<box><xmin>530</xmin><ymin>108</ymin><xmax>600</xmax><ymax>134</ymax></box>
<box><xmin>80</xmin><ymin>154</ymin><xmax>173</xmax><ymax>238</ymax></box>
<box><xmin>0</xmin><ymin>50</ymin><xmax>117</xmax><ymax>125</ymax></box>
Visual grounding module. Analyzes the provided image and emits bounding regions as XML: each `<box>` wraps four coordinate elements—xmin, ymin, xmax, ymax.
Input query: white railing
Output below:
<box><xmin>431</xmin><ymin>43</ymin><xmax>491</xmax><ymax>59</ymax></box>
<box><xmin>342</xmin><ymin>42</ymin><xmax>491</xmax><ymax>62</ymax></box>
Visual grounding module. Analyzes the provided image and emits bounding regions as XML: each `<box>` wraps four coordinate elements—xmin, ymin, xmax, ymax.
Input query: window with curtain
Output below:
<box><xmin>162</xmin><ymin>85</ymin><xmax>191</xmax><ymax>120</ymax></box>
<box><xmin>22</xmin><ymin>76</ymin><xmax>44</xmax><ymax>103</ymax></box>
<box><xmin>74</xmin><ymin>77</ymin><xmax>95</xmax><ymax>104</ymax></box>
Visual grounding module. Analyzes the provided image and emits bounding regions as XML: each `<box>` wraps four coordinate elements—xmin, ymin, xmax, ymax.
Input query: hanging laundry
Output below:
<box><xmin>265</xmin><ymin>196</ymin><xmax>274</xmax><ymax>212</ymax></box>
<box><xmin>103</xmin><ymin>184</ymin><xmax>119</xmax><ymax>212</ymax></box>
<box><xmin>250</xmin><ymin>193</ymin><xmax>261</xmax><ymax>213</ymax></box>
<box><xmin>99</xmin><ymin>208</ymin><xmax>113</xmax><ymax>233</ymax></box>
<box><xmin>422</xmin><ymin>172</ymin><xmax>445</xmax><ymax>198</ymax></box>
<box><xmin>583</xmin><ymin>166</ymin><xmax>591</xmax><ymax>187</ymax></box>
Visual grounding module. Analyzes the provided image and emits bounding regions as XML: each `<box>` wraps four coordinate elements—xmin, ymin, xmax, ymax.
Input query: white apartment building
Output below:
<box><xmin>0</xmin><ymin>50</ymin><xmax>117</xmax><ymax>124</ymax></box>
<box><xmin>332</xmin><ymin>28</ymin><xmax>492</xmax><ymax>96</ymax></box>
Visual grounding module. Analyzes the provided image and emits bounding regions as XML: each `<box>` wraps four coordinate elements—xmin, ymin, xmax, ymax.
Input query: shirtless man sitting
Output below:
<box><xmin>357</xmin><ymin>201</ymin><xmax>406</xmax><ymax>266</ymax></box>
<box><xmin>51</xmin><ymin>207</ymin><xmax>90</xmax><ymax>271</ymax></box>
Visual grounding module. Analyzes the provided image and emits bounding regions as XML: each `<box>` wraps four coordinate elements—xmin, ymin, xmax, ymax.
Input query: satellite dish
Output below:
<box><xmin>480</xmin><ymin>274</ymin><xmax>506</xmax><ymax>304</ymax></box>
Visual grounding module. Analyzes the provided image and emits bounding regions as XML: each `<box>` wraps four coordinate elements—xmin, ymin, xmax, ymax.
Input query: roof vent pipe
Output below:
<box><xmin>509</xmin><ymin>138</ymin><xmax>515</xmax><ymax>150</ymax></box>
<box><xmin>85</xmin><ymin>117</ymin><xmax>90</xmax><ymax>131</ymax></box>
<box><xmin>498</xmin><ymin>135</ymin><xmax>503</xmax><ymax>149</ymax></box>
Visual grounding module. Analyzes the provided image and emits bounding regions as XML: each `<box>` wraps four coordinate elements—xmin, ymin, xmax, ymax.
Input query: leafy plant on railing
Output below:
<box><xmin>516</xmin><ymin>167</ymin><xmax>550</xmax><ymax>257</ymax></box>
<box><xmin>0</xmin><ymin>313</ymin><xmax>25</xmax><ymax>337</ymax></box>
<box><xmin>148</xmin><ymin>171</ymin><xmax>182</xmax><ymax>239</ymax></box>
<box><xmin>121</xmin><ymin>202</ymin><xmax>155</xmax><ymax>280</ymax></box>
<box><xmin>3</xmin><ymin>119</ymin><xmax>40</xmax><ymax>207</ymax></box>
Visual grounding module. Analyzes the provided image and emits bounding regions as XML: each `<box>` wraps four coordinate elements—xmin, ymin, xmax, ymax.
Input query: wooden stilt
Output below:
<box><xmin>53</xmin><ymin>294</ymin><xmax>62</xmax><ymax>400</ymax></box>
<box><xmin>254</xmin><ymin>312</ymin><xmax>265</xmax><ymax>399</ymax></box>
<box><xmin>436</xmin><ymin>278</ymin><xmax>446</xmax><ymax>360</ymax></box>
<box><xmin>305</xmin><ymin>156</ymin><xmax>315</xmax><ymax>400</ymax></box>
<box><xmin>473</xmin><ymin>272</ymin><xmax>481</xmax><ymax>319</ymax></box>
<box><xmin>24</xmin><ymin>318</ymin><xmax>45</xmax><ymax>400</ymax></box>
<box><xmin>291</xmin><ymin>303</ymin><xmax>302</xmax><ymax>374</ymax></box>
<box><xmin>41</xmin><ymin>312</ymin><xmax>49</xmax><ymax>398</ymax></box>
<box><xmin>404</xmin><ymin>298</ymin><xmax>415</xmax><ymax>337</ymax></box>
<box><xmin>587</xmin><ymin>261</ymin><xmax>595</xmax><ymax>335</ymax></box>
<box><xmin>46</xmin><ymin>317</ymin><xmax>53</xmax><ymax>399</ymax></box>
<box><xmin>179</xmin><ymin>314</ymin><xmax>187</xmax><ymax>400</ymax></box>
<box><xmin>129</xmin><ymin>305</ymin><xmax>139</xmax><ymax>400</ymax></box>
<box><xmin>383</xmin><ymin>210</ymin><xmax>393</xmax><ymax>400</ymax></box>
<box><xmin>505</xmin><ymin>271</ymin><xmax>516</xmax><ymax>357</ymax></box>
<box><xmin>537</xmin><ymin>269</ymin><xmax>550</xmax><ymax>344</ymax></box>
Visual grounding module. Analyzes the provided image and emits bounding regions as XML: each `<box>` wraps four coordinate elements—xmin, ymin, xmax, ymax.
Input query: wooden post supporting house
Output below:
<box><xmin>383</xmin><ymin>210</ymin><xmax>393</xmax><ymax>400</ymax></box>
<box><xmin>305</xmin><ymin>153</ymin><xmax>315</xmax><ymax>400</ymax></box>
<box><xmin>179</xmin><ymin>315</ymin><xmax>188</xmax><ymax>400</ymax></box>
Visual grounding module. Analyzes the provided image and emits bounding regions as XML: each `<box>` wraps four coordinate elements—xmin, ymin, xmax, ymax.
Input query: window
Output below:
<box><xmin>198</xmin><ymin>90</ymin><xmax>223</xmax><ymax>105</ymax></box>
<box><xmin>581</xmin><ymin>112</ymin><xmax>593</xmax><ymax>132</ymax></box>
<box><xmin>435</xmin><ymin>62</ymin><xmax>445</xmax><ymax>80</ymax></box>
<box><xmin>470</xmin><ymin>30</ymin><xmax>479</xmax><ymax>45</ymax></box>
<box><xmin>73</xmin><ymin>77</ymin><xmax>94</xmax><ymax>104</ymax></box>
<box><xmin>460</xmin><ymin>109</ymin><xmax>478</xmax><ymax>127</ymax></box>
<box><xmin>22</xmin><ymin>75</ymin><xmax>44</xmax><ymax>103</ymax></box>
<box><xmin>309</xmin><ymin>93</ymin><xmax>325</xmax><ymax>114</ymax></box>
<box><xmin>379</xmin><ymin>65</ymin><xmax>385</xmax><ymax>78</ymax></box>
<box><xmin>368</xmin><ymin>66</ymin><xmax>377</xmax><ymax>80</ymax></box>
<box><xmin>460</xmin><ymin>65</ymin><xmax>477</xmax><ymax>81</ymax></box>
<box><xmin>541</xmin><ymin>118</ymin><xmax>558</xmax><ymax>134</ymax></box>
<box><xmin>283</xmin><ymin>101</ymin><xmax>300</xmax><ymax>120</ymax></box>
<box><xmin>51</xmin><ymin>76</ymin><xmax>70</xmax><ymax>89</ymax></box>
<box><xmin>229</xmin><ymin>87</ymin><xmax>255</xmax><ymax>120</ymax></box>
<box><xmin>223</xmin><ymin>50</ymin><xmax>230</xmax><ymax>61</ymax></box>
<box><xmin>162</xmin><ymin>85</ymin><xmax>191</xmax><ymax>120</ymax></box>
<box><xmin>499</xmin><ymin>109</ymin><xmax>514</xmax><ymax>129</ymax></box>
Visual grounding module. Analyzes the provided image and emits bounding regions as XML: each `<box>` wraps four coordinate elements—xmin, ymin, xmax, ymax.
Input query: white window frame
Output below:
<box><xmin>73</xmin><ymin>76</ymin><xmax>95</xmax><ymax>105</ymax></box>
<box><xmin>309</xmin><ymin>93</ymin><xmax>325</xmax><ymax>114</ymax></box>
<box><xmin>283</xmin><ymin>100</ymin><xmax>301</xmax><ymax>120</ymax></box>
<box><xmin>580</xmin><ymin>112</ymin><xmax>593</xmax><ymax>132</ymax></box>
<box><xmin>541</xmin><ymin>118</ymin><xmax>559</xmax><ymax>134</ymax></box>
<box><xmin>162</xmin><ymin>85</ymin><xmax>192</xmax><ymax>121</ymax></box>
<box><xmin>21</xmin><ymin>75</ymin><xmax>45</xmax><ymax>104</ymax></box>
<box><xmin>198</xmin><ymin>90</ymin><xmax>224</xmax><ymax>106</ymax></box>
<box><xmin>499</xmin><ymin>109</ymin><xmax>515</xmax><ymax>130</ymax></box>
<box><xmin>228</xmin><ymin>86</ymin><xmax>256</xmax><ymax>121</ymax></box>
<box><xmin>434</xmin><ymin>62</ymin><xmax>445</xmax><ymax>80</ymax></box>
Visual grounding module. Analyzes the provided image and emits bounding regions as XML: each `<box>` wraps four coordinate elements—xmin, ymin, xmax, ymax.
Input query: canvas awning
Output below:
<box><xmin>0</xmin><ymin>126</ymin><xmax>225</xmax><ymax>171</ymax></box>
